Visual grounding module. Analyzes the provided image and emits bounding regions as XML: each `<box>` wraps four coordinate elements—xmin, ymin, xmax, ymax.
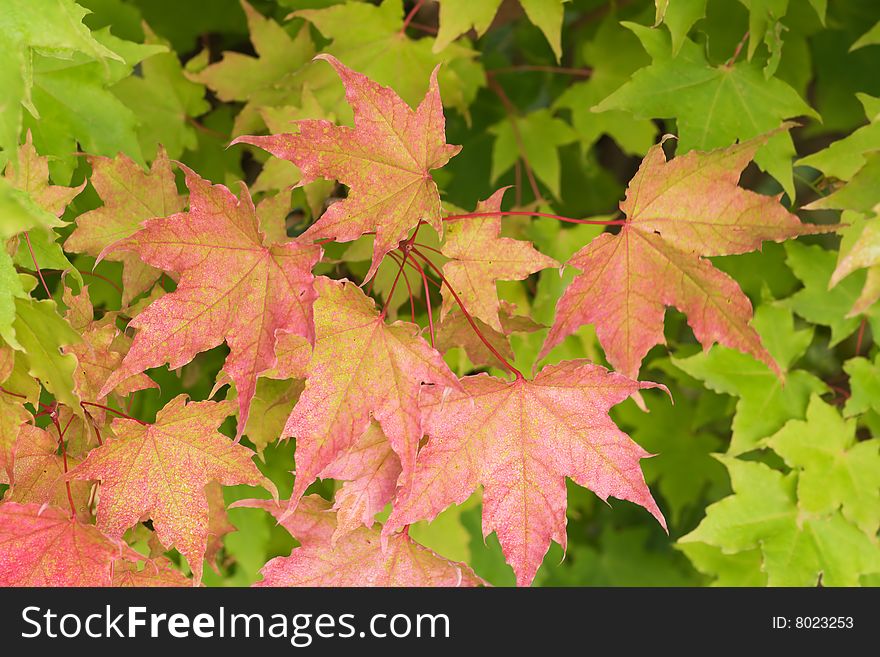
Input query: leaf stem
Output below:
<box><xmin>0</xmin><ymin>386</ymin><xmax>27</xmax><ymax>400</ymax></box>
<box><xmin>81</xmin><ymin>401</ymin><xmax>147</xmax><ymax>425</ymax></box>
<box><xmin>400</xmin><ymin>0</ymin><xmax>427</xmax><ymax>34</ymax></box>
<box><xmin>386</xmin><ymin>251</ymin><xmax>417</xmax><ymax>324</ymax></box>
<box><xmin>23</xmin><ymin>231</ymin><xmax>53</xmax><ymax>298</ymax></box>
<box><xmin>52</xmin><ymin>415</ymin><xmax>77</xmax><ymax>517</ymax></box>
<box><xmin>444</xmin><ymin>211</ymin><xmax>626</xmax><ymax>226</ymax></box>
<box><xmin>486</xmin><ymin>76</ymin><xmax>545</xmax><ymax>203</ymax></box>
<box><xmin>405</xmin><ymin>255</ymin><xmax>436</xmax><ymax>347</ymax></box>
<box><xmin>410</xmin><ymin>248</ymin><xmax>524</xmax><ymax>380</ymax></box>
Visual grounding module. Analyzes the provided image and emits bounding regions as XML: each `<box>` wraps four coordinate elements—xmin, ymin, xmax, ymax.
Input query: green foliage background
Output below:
<box><xmin>2</xmin><ymin>0</ymin><xmax>879</xmax><ymax>586</ymax></box>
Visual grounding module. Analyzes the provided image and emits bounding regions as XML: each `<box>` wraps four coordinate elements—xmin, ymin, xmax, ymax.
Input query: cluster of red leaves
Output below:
<box><xmin>0</xmin><ymin>56</ymin><xmax>829</xmax><ymax>587</ymax></box>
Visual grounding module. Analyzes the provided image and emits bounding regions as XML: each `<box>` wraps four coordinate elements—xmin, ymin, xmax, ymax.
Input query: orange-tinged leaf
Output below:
<box><xmin>235</xmin><ymin>496</ymin><xmax>482</xmax><ymax>587</ymax></box>
<box><xmin>234</xmin><ymin>54</ymin><xmax>460</xmax><ymax>281</ymax></box>
<box><xmin>0</xmin><ymin>502</ymin><xmax>137</xmax><ymax>586</ymax></box>
<box><xmin>63</xmin><ymin>286</ymin><xmax>156</xmax><ymax>410</ymax></box>
<box><xmin>112</xmin><ymin>557</ymin><xmax>191</xmax><ymax>587</ymax></box>
<box><xmin>97</xmin><ymin>167</ymin><xmax>322</xmax><ymax>438</ymax></box>
<box><xmin>65</xmin><ymin>150</ymin><xmax>183</xmax><ymax>304</ymax></box>
<box><xmin>284</xmin><ymin>277</ymin><xmax>461</xmax><ymax>515</ymax></box>
<box><xmin>320</xmin><ymin>422</ymin><xmax>401</xmax><ymax>542</ymax></box>
<box><xmin>5</xmin><ymin>424</ymin><xmax>92</xmax><ymax>518</ymax></box>
<box><xmin>441</xmin><ymin>189</ymin><xmax>559</xmax><ymax>331</ymax></box>
<box><xmin>4</xmin><ymin>132</ymin><xmax>84</xmax><ymax>216</ymax></box>
<box><xmin>541</xmin><ymin>131</ymin><xmax>834</xmax><ymax>378</ymax></box>
<box><xmin>67</xmin><ymin>395</ymin><xmax>273</xmax><ymax>584</ymax></box>
<box><xmin>385</xmin><ymin>361</ymin><xmax>666</xmax><ymax>587</ymax></box>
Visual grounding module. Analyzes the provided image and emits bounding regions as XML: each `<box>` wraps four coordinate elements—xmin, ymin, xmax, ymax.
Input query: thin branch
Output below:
<box><xmin>0</xmin><ymin>386</ymin><xmax>27</xmax><ymax>400</ymax></box>
<box><xmin>81</xmin><ymin>401</ymin><xmax>147</xmax><ymax>425</ymax></box>
<box><xmin>386</xmin><ymin>251</ymin><xmax>417</xmax><ymax>324</ymax></box>
<box><xmin>52</xmin><ymin>417</ymin><xmax>77</xmax><ymax>517</ymax></box>
<box><xmin>406</xmin><ymin>255</ymin><xmax>436</xmax><ymax>347</ymax></box>
<box><xmin>488</xmin><ymin>65</ymin><xmax>592</xmax><ymax>77</ymax></box>
<box><xmin>725</xmin><ymin>31</ymin><xmax>750</xmax><ymax>67</ymax></box>
<box><xmin>400</xmin><ymin>0</ymin><xmax>427</xmax><ymax>34</ymax></box>
<box><xmin>486</xmin><ymin>76</ymin><xmax>544</xmax><ymax>203</ymax></box>
<box><xmin>410</xmin><ymin>248</ymin><xmax>524</xmax><ymax>380</ymax></box>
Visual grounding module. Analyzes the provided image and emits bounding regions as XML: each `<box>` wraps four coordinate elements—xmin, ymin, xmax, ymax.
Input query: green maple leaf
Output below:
<box><xmin>677</xmin><ymin>542</ymin><xmax>768</xmax><ymax>586</ymax></box>
<box><xmin>672</xmin><ymin>303</ymin><xmax>828</xmax><ymax>455</ymax></box>
<box><xmin>613</xmin><ymin>387</ymin><xmax>727</xmax><ymax>525</ymax></box>
<box><xmin>594</xmin><ymin>23</ymin><xmax>817</xmax><ymax>198</ymax></box>
<box><xmin>554</xmin><ymin>14</ymin><xmax>658</xmax><ymax>156</ymax></box>
<box><xmin>291</xmin><ymin>0</ymin><xmax>484</xmax><ymax>120</ymax></box>
<box><xmin>0</xmin><ymin>0</ymin><xmax>124</xmax><ymax>157</ymax></box>
<box><xmin>785</xmin><ymin>241</ymin><xmax>880</xmax><ymax>344</ymax></box>
<box><xmin>489</xmin><ymin>109</ymin><xmax>576</xmax><ymax>199</ymax></box>
<box><xmin>851</xmin><ymin>19</ymin><xmax>880</xmax><ymax>51</ymax></box>
<box><xmin>112</xmin><ymin>26</ymin><xmax>210</xmax><ymax>160</ymax></box>
<box><xmin>189</xmin><ymin>0</ymin><xmax>315</xmax><ymax>136</ymax></box>
<box><xmin>12</xmin><ymin>290</ymin><xmax>81</xmax><ymax>411</ymax></box>
<box><xmin>843</xmin><ymin>354</ymin><xmax>880</xmax><ymax>417</ymax></box>
<box><xmin>799</xmin><ymin>93</ymin><xmax>880</xmax><ymax>181</ymax></box>
<box><xmin>0</xmin><ymin>178</ymin><xmax>63</xmax><ymax>241</ymax></box>
<box><xmin>22</xmin><ymin>29</ymin><xmax>164</xmax><ymax>182</ymax></box>
<box><xmin>434</xmin><ymin>0</ymin><xmax>568</xmax><ymax>60</ymax></box>
<box><xmin>653</xmin><ymin>0</ymin><xmax>708</xmax><ymax>55</ymax></box>
<box><xmin>766</xmin><ymin>395</ymin><xmax>880</xmax><ymax>535</ymax></box>
<box><xmin>681</xmin><ymin>457</ymin><xmax>880</xmax><ymax>586</ymax></box>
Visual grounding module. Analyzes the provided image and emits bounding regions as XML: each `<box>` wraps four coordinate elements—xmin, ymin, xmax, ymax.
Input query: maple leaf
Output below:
<box><xmin>66</xmin><ymin>395</ymin><xmax>274</xmax><ymax>584</ymax></box>
<box><xmin>235</xmin><ymin>496</ymin><xmax>482</xmax><ymax>586</ymax></box>
<box><xmin>284</xmin><ymin>276</ymin><xmax>461</xmax><ymax>514</ymax></box>
<box><xmin>319</xmin><ymin>423</ymin><xmax>401</xmax><ymax>543</ymax></box>
<box><xmin>4</xmin><ymin>131</ymin><xmax>84</xmax><ymax>215</ymax></box>
<box><xmin>672</xmin><ymin>303</ymin><xmax>828</xmax><ymax>455</ymax></box>
<box><xmin>97</xmin><ymin>166</ymin><xmax>321</xmax><ymax>437</ymax></box>
<box><xmin>190</xmin><ymin>0</ymin><xmax>315</xmax><ymax>136</ymax></box>
<box><xmin>5</xmin><ymin>424</ymin><xmax>92</xmax><ymax>518</ymax></box>
<box><xmin>385</xmin><ymin>360</ymin><xmax>666</xmax><ymax>587</ymax></box>
<box><xmin>834</xmin><ymin>226</ymin><xmax>880</xmax><ymax>316</ymax></box>
<box><xmin>112</xmin><ymin>557</ymin><xmax>191</xmax><ymax>587</ymax></box>
<box><xmin>441</xmin><ymin>188</ymin><xmax>559</xmax><ymax>331</ymax></box>
<box><xmin>594</xmin><ymin>24</ymin><xmax>818</xmax><ymax>197</ymax></box>
<box><xmin>541</xmin><ymin>131</ymin><xmax>832</xmax><ymax>380</ymax></box>
<box><xmin>680</xmin><ymin>456</ymin><xmax>880</xmax><ymax>586</ymax></box>
<box><xmin>0</xmin><ymin>502</ymin><xmax>137</xmax><ymax>586</ymax></box>
<box><xmin>66</xmin><ymin>149</ymin><xmax>183</xmax><ymax>304</ymax></box>
<box><xmin>62</xmin><ymin>286</ymin><xmax>157</xmax><ymax>409</ymax></box>
<box><xmin>434</xmin><ymin>0</ymin><xmax>568</xmax><ymax>60</ymax></box>
<box><xmin>489</xmin><ymin>109</ymin><xmax>576</xmax><ymax>199</ymax></box>
<box><xmin>290</xmin><ymin>0</ymin><xmax>482</xmax><ymax>117</ymax></box>
<box><xmin>234</xmin><ymin>54</ymin><xmax>460</xmax><ymax>281</ymax></box>
<box><xmin>765</xmin><ymin>395</ymin><xmax>880</xmax><ymax>535</ymax></box>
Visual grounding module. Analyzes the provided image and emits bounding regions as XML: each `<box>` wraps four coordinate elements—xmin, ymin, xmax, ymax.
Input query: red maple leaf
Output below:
<box><xmin>541</xmin><ymin>131</ymin><xmax>835</xmax><ymax>379</ymax></box>
<box><xmin>235</xmin><ymin>496</ymin><xmax>482</xmax><ymax>586</ymax></box>
<box><xmin>0</xmin><ymin>502</ymin><xmax>138</xmax><ymax>586</ymax></box>
<box><xmin>385</xmin><ymin>361</ymin><xmax>666</xmax><ymax>586</ymax></box>
<box><xmin>98</xmin><ymin>166</ymin><xmax>321</xmax><ymax>437</ymax></box>
<box><xmin>233</xmin><ymin>54</ymin><xmax>460</xmax><ymax>281</ymax></box>
<box><xmin>67</xmin><ymin>395</ymin><xmax>274</xmax><ymax>584</ymax></box>
<box><xmin>283</xmin><ymin>276</ymin><xmax>461</xmax><ymax>516</ymax></box>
